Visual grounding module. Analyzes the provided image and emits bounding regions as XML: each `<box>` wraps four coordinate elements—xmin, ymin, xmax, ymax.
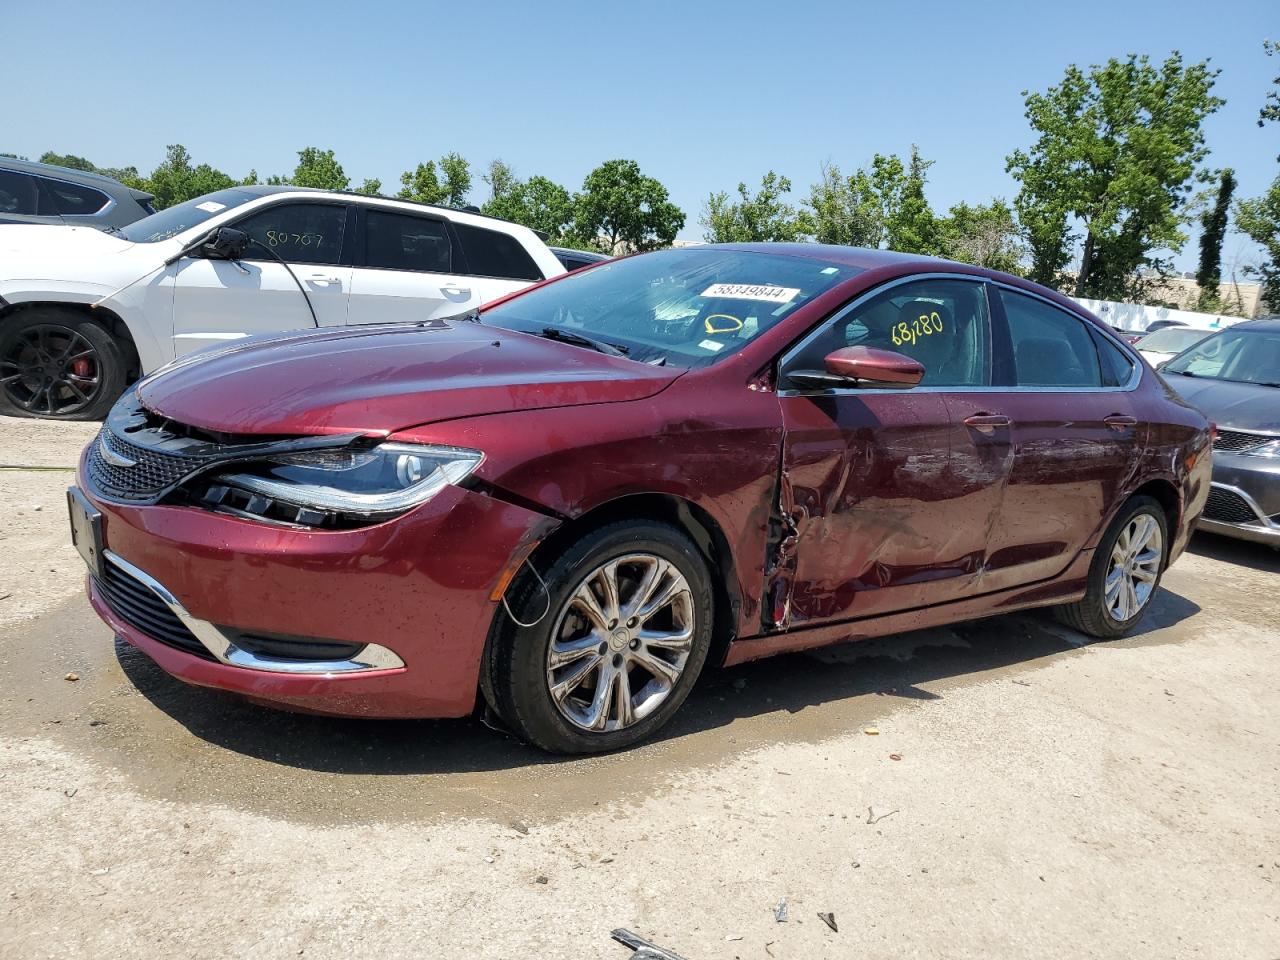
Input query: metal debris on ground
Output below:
<box><xmin>611</xmin><ymin>928</ymin><xmax>689</xmax><ymax>960</ymax></box>
<box><xmin>774</xmin><ymin>898</ymin><xmax>788</xmax><ymax>922</ymax></box>
<box><xmin>818</xmin><ymin>912</ymin><xmax>839</xmax><ymax>932</ymax></box>
<box><xmin>866</xmin><ymin>806</ymin><xmax>899</xmax><ymax>825</ymax></box>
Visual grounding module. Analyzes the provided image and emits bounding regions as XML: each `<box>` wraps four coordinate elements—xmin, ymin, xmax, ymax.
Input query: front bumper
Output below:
<box><xmin>1197</xmin><ymin>453</ymin><xmax>1280</xmax><ymax>546</ymax></box>
<box><xmin>79</xmin><ymin>469</ymin><xmax>559</xmax><ymax>718</ymax></box>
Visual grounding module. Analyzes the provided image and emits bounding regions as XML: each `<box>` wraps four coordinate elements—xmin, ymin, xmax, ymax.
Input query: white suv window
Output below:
<box><xmin>364</xmin><ymin>210</ymin><xmax>452</xmax><ymax>273</ymax></box>
<box><xmin>234</xmin><ymin>202</ymin><xmax>348</xmax><ymax>266</ymax></box>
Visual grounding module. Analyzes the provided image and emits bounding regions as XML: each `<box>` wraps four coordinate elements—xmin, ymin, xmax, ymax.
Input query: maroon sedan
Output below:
<box><xmin>69</xmin><ymin>244</ymin><xmax>1211</xmax><ymax>753</ymax></box>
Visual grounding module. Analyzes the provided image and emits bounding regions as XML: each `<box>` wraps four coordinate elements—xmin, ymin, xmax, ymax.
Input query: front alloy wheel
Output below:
<box><xmin>487</xmin><ymin>520</ymin><xmax>714</xmax><ymax>754</ymax></box>
<box><xmin>546</xmin><ymin>554</ymin><xmax>695</xmax><ymax>732</ymax></box>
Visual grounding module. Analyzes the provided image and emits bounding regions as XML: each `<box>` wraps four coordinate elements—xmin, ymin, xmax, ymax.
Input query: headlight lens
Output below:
<box><xmin>214</xmin><ymin>443</ymin><xmax>483</xmax><ymax>518</ymax></box>
<box><xmin>1242</xmin><ymin>439</ymin><xmax>1280</xmax><ymax>459</ymax></box>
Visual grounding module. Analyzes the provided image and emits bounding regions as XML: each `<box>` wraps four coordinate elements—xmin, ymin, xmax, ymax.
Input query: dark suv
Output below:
<box><xmin>0</xmin><ymin>158</ymin><xmax>154</xmax><ymax>230</ymax></box>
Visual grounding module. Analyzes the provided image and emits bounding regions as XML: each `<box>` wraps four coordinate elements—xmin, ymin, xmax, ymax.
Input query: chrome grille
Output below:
<box><xmin>86</xmin><ymin>427</ymin><xmax>206</xmax><ymax>501</ymax></box>
<box><xmin>1214</xmin><ymin>429</ymin><xmax>1273</xmax><ymax>453</ymax></box>
<box><xmin>1202</xmin><ymin>487</ymin><xmax>1261</xmax><ymax>525</ymax></box>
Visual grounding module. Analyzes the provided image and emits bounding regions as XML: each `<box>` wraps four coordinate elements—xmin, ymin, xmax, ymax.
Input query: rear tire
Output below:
<box><xmin>1054</xmin><ymin>495</ymin><xmax>1169</xmax><ymax>639</ymax></box>
<box><xmin>487</xmin><ymin>520</ymin><xmax>714</xmax><ymax>754</ymax></box>
<box><xmin>0</xmin><ymin>307</ymin><xmax>126</xmax><ymax>420</ymax></box>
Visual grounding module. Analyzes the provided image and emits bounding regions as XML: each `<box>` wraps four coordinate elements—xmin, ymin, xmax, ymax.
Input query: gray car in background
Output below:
<box><xmin>1159</xmin><ymin>316</ymin><xmax>1280</xmax><ymax>546</ymax></box>
<box><xmin>0</xmin><ymin>158</ymin><xmax>154</xmax><ymax>230</ymax></box>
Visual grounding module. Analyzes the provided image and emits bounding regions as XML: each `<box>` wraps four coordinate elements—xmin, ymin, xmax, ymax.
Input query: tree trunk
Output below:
<box><xmin>1075</xmin><ymin>231</ymin><xmax>1095</xmax><ymax>297</ymax></box>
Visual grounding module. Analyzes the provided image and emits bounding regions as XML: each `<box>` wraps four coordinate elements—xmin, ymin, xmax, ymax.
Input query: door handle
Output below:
<box><xmin>306</xmin><ymin>274</ymin><xmax>340</xmax><ymax>284</ymax></box>
<box><xmin>963</xmin><ymin>414</ymin><xmax>1011</xmax><ymax>434</ymax></box>
<box><xmin>1104</xmin><ymin>415</ymin><xmax>1138</xmax><ymax>431</ymax></box>
<box><xmin>441</xmin><ymin>285</ymin><xmax>472</xmax><ymax>298</ymax></box>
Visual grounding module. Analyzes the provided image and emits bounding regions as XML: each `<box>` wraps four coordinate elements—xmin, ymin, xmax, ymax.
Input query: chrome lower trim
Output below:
<box><xmin>102</xmin><ymin>550</ymin><xmax>405</xmax><ymax>674</ymax></box>
<box><xmin>1196</xmin><ymin>482</ymin><xmax>1280</xmax><ymax>545</ymax></box>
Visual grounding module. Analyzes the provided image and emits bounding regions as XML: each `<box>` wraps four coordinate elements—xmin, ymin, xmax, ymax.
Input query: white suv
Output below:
<box><xmin>0</xmin><ymin>186</ymin><xmax>565</xmax><ymax>418</ymax></box>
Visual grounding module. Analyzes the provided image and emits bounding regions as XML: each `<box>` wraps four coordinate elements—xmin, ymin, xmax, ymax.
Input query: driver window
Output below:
<box><xmin>783</xmin><ymin>278</ymin><xmax>992</xmax><ymax>387</ymax></box>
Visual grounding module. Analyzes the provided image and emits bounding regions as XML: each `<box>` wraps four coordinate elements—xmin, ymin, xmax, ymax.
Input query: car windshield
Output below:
<box><xmin>478</xmin><ymin>248</ymin><xmax>858</xmax><ymax>368</ymax></box>
<box><xmin>119</xmin><ymin>188</ymin><xmax>261</xmax><ymax>242</ymax></box>
<box><xmin>1137</xmin><ymin>327</ymin><xmax>1210</xmax><ymax>354</ymax></box>
<box><xmin>1163</xmin><ymin>327</ymin><xmax>1280</xmax><ymax>386</ymax></box>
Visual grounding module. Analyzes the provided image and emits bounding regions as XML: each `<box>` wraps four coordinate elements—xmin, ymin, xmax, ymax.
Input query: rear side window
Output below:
<box><xmin>42</xmin><ymin>178</ymin><xmax>109</xmax><ymax>216</ymax></box>
<box><xmin>453</xmin><ymin>223</ymin><xmax>543</xmax><ymax>281</ymax></box>
<box><xmin>364</xmin><ymin>210</ymin><xmax>452</xmax><ymax>273</ymax></box>
<box><xmin>999</xmin><ymin>290</ymin><xmax>1102</xmax><ymax>388</ymax></box>
<box><xmin>0</xmin><ymin>170</ymin><xmax>39</xmax><ymax>215</ymax></box>
<box><xmin>234</xmin><ymin>202</ymin><xmax>347</xmax><ymax>265</ymax></box>
<box><xmin>1090</xmin><ymin>328</ymin><xmax>1136</xmax><ymax>387</ymax></box>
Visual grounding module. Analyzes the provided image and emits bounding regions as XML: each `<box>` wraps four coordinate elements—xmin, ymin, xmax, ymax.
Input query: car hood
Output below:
<box><xmin>0</xmin><ymin>223</ymin><xmax>136</xmax><ymax>261</ymax></box>
<box><xmin>1162</xmin><ymin>372</ymin><xmax>1280</xmax><ymax>433</ymax></box>
<box><xmin>136</xmin><ymin>321</ymin><xmax>682</xmax><ymax>435</ymax></box>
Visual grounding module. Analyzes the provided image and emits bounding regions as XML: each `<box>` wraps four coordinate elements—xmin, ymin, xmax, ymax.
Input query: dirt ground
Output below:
<box><xmin>0</xmin><ymin>414</ymin><xmax>1277</xmax><ymax>959</ymax></box>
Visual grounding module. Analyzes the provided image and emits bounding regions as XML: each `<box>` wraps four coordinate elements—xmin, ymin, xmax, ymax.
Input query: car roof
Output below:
<box><xmin>1234</xmin><ymin>315</ymin><xmax>1280</xmax><ymax>332</ymax></box>
<box><xmin>712</xmin><ymin>241</ymin><xmax>947</xmax><ymax>271</ymax></box>
<box><xmin>236</xmin><ymin>184</ymin><xmax>538</xmax><ymax>232</ymax></box>
<box><xmin>0</xmin><ymin>157</ymin><xmax>154</xmax><ymax>202</ymax></box>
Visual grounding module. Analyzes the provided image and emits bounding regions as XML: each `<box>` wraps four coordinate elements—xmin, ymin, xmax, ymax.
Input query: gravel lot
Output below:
<box><xmin>1</xmin><ymin>414</ymin><xmax>1276</xmax><ymax>959</ymax></box>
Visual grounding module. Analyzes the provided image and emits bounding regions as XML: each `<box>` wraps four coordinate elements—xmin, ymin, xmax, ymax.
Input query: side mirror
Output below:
<box><xmin>198</xmin><ymin>227</ymin><xmax>251</xmax><ymax>261</ymax></box>
<box><xmin>788</xmin><ymin>345</ymin><xmax>925</xmax><ymax>390</ymax></box>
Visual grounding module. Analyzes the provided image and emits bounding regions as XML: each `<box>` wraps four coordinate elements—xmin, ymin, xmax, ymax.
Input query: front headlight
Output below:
<box><xmin>212</xmin><ymin>443</ymin><xmax>483</xmax><ymax>520</ymax></box>
<box><xmin>1242</xmin><ymin>439</ymin><xmax>1280</xmax><ymax>459</ymax></box>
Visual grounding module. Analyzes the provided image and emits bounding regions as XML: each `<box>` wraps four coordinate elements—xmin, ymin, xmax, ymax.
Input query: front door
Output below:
<box><xmin>170</xmin><ymin>200</ymin><xmax>352</xmax><ymax>356</ymax></box>
<box><xmin>773</xmin><ymin>276</ymin><xmax>1005</xmax><ymax>628</ymax></box>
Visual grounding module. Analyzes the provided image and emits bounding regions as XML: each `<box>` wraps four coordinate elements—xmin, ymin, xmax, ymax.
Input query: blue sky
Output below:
<box><xmin>6</xmin><ymin>0</ymin><xmax>1277</xmax><ymax>272</ymax></box>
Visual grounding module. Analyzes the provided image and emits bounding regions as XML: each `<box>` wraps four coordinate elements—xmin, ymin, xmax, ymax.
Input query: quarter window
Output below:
<box><xmin>234</xmin><ymin>203</ymin><xmax>347</xmax><ymax>266</ymax></box>
<box><xmin>0</xmin><ymin>170</ymin><xmax>38</xmax><ymax>215</ymax></box>
<box><xmin>42</xmin><ymin>178</ymin><xmax>109</xmax><ymax>216</ymax></box>
<box><xmin>454</xmin><ymin>222</ymin><xmax>543</xmax><ymax>281</ymax></box>
<box><xmin>784</xmin><ymin>278</ymin><xmax>992</xmax><ymax>388</ymax></box>
<box><xmin>998</xmin><ymin>289</ymin><xmax>1102</xmax><ymax>388</ymax></box>
<box><xmin>364</xmin><ymin>210</ymin><xmax>452</xmax><ymax>273</ymax></box>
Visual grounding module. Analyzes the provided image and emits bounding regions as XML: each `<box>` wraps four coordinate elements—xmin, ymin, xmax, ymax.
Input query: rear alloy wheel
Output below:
<box><xmin>1055</xmin><ymin>495</ymin><xmax>1169</xmax><ymax>638</ymax></box>
<box><xmin>0</xmin><ymin>309</ymin><xmax>126</xmax><ymax>420</ymax></box>
<box><xmin>489</xmin><ymin>521</ymin><xmax>714</xmax><ymax>754</ymax></box>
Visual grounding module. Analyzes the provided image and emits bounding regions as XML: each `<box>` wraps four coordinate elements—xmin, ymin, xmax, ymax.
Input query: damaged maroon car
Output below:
<box><xmin>70</xmin><ymin>244</ymin><xmax>1212</xmax><ymax>753</ymax></box>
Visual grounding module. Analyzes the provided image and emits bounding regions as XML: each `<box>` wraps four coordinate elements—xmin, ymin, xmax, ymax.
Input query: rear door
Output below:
<box><xmin>451</xmin><ymin>221</ymin><xmax>546</xmax><ymax>302</ymax></box>
<box><xmin>952</xmin><ymin>286</ymin><xmax>1144</xmax><ymax>591</ymax></box>
<box><xmin>170</xmin><ymin>200</ymin><xmax>353</xmax><ymax>356</ymax></box>
<box><xmin>347</xmin><ymin>207</ymin><xmax>475</xmax><ymax>325</ymax></box>
<box><xmin>773</xmin><ymin>276</ymin><xmax>1005</xmax><ymax>627</ymax></box>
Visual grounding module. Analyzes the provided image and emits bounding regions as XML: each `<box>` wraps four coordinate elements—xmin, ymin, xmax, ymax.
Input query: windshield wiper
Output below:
<box><xmin>440</xmin><ymin>306</ymin><xmax>481</xmax><ymax>323</ymax></box>
<box><xmin>537</xmin><ymin>326</ymin><xmax>629</xmax><ymax>357</ymax></box>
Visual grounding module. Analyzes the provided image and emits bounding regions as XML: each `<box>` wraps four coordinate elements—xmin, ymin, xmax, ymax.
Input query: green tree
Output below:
<box><xmin>288</xmin><ymin>147</ymin><xmax>349</xmax><ymax>190</ymax></box>
<box><xmin>571</xmin><ymin>159</ymin><xmax>684</xmax><ymax>253</ymax></box>
<box><xmin>483</xmin><ymin>158</ymin><xmax>518</xmax><ymax>203</ymax></box>
<box><xmin>37</xmin><ymin>151</ymin><xmax>144</xmax><ymax>189</ymax></box>
<box><xmin>884</xmin><ymin>146</ymin><xmax>939</xmax><ymax>254</ymax></box>
<box><xmin>143</xmin><ymin>144</ymin><xmax>237</xmax><ymax>208</ymax></box>
<box><xmin>937</xmin><ymin>200</ymin><xmax>1024</xmax><ymax>273</ymax></box>
<box><xmin>1195</xmin><ymin>168</ymin><xmax>1236</xmax><ymax>310</ymax></box>
<box><xmin>398</xmin><ymin>152</ymin><xmax>471</xmax><ymax>207</ymax></box>
<box><xmin>702</xmin><ymin>171</ymin><xmax>810</xmax><ymax>242</ymax></box>
<box><xmin>1007</xmin><ymin>52</ymin><xmax>1224</xmax><ymax>300</ymax></box>
<box><xmin>1236</xmin><ymin>177</ymin><xmax>1280</xmax><ymax>309</ymax></box>
<box><xmin>1261</xmin><ymin>39</ymin><xmax>1279</xmax><ymax>158</ymax></box>
<box><xmin>483</xmin><ymin>174</ymin><xmax>574</xmax><ymax>239</ymax></box>
<box><xmin>355</xmin><ymin>177</ymin><xmax>383</xmax><ymax>196</ymax></box>
<box><xmin>806</xmin><ymin>154</ymin><xmax>909</xmax><ymax>248</ymax></box>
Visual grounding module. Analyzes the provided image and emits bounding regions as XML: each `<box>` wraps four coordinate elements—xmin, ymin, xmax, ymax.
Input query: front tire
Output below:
<box><xmin>487</xmin><ymin>520</ymin><xmax>715</xmax><ymax>754</ymax></box>
<box><xmin>1054</xmin><ymin>495</ymin><xmax>1169</xmax><ymax>638</ymax></box>
<box><xmin>0</xmin><ymin>307</ymin><xmax>126</xmax><ymax>420</ymax></box>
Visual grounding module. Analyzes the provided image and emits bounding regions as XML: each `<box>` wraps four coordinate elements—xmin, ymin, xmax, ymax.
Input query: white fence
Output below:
<box><xmin>1071</xmin><ymin>297</ymin><xmax>1249</xmax><ymax>335</ymax></box>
